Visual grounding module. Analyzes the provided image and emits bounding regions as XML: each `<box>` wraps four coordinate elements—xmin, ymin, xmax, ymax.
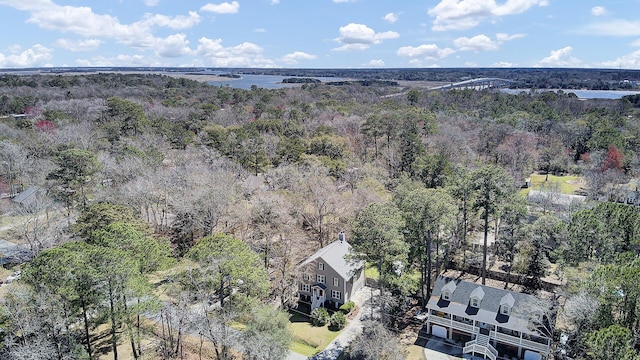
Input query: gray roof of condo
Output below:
<box><xmin>428</xmin><ymin>275</ymin><xmax>555</xmax><ymax>337</ymax></box>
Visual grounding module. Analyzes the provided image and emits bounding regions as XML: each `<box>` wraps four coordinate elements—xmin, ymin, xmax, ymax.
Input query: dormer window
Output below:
<box><xmin>499</xmin><ymin>293</ymin><xmax>515</xmax><ymax>317</ymax></box>
<box><xmin>471</xmin><ymin>298</ymin><xmax>480</xmax><ymax>308</ymax></box>
<box><xmin>469</xmin><ymin>286</ymin><xmax>485</xmax><ymax>309</ymax></box>
<box><xmin>318</xmin><ymin>262</ymin><xmax>324</xmax><ymax>271</ymax></box>
<box><xmin>441</xmin><ymin>280</ymin><xmax>457</xmax><ymax>301</ymax></box>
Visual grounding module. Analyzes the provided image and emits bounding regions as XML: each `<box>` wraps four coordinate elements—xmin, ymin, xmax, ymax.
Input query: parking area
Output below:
<box><xmin>423</xmin><ymin>336</ymin><xmax>487</xmax><ymax>360</ymax></box>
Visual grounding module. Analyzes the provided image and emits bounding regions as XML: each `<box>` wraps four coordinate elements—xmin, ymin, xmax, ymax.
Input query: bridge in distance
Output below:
<box><xmin>429</xmin><ymin>77</ymin><xmax>518</xmax><ymax>90</ymax></box>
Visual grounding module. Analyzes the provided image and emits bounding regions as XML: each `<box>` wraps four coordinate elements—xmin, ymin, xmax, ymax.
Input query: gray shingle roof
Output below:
<box><xmin>11</xmin><ymin>186</ymin><xmax>45</xmax><ymax>205</ymax></box>
<box><xmin>428</xmin><ymin>275</ymin><xmax>554</xmax><ymax>337</ymax></box>
<box><xmin>298</xmin><ymin>240</ymin><xmax>363</xmax><ymax>280</ymax></box>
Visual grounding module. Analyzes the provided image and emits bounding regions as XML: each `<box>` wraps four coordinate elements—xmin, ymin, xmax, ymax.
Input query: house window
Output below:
<box><xmin>501</xmin><ymin>305</ymin><xmax>510</xmax><ymax>315</ymax></box>
<box><xmin>333</xmin><ymin>278</ymin><xmax>339</xmax><ymax>286</ymax></box>
<box><xmin>318</xmin><ymin>262</ymin><xmax>324</xmax><ymax>271</ymax></box>
<box><xmin>301</xmin><ymin>284</ymin><xmax>310</xmax><ymax>292</ymax></box>
<box><xmin>317</xmin><ymin>275</ymin><xmax>325</xmax><ymax>284</ymax></box>
<box><xmin>331</xmin><ymin>290</ymin><xmax>341</xmax><ymax>299</ymax></box>
<box><xmin>304</xmin><ymin>273</ymin><xmax>310</xmax><ymax>281</ymax></box>
<box><xmin>471</xmin><ymin>298</ymin><xmax>479</xmax><ymax>308</ymax></box>
<box><xmin>442</xmin><ymin>290</ymin><xmax>451</xmax><ymax>301</ymax></box>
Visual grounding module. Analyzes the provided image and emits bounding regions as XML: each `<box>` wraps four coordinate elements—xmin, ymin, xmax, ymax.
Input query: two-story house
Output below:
<box><xmin>297</xmin><ymin>233</ymin><xmax>365</xmax><ymax>310</ymax></box>
<box><xmin>426</xmin><ymin>275</ymin><xmax>555</xmax><ymax>360</ymax></box>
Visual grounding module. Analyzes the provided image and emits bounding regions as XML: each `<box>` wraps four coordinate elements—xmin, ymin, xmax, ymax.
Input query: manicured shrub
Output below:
<box><xmin>310</xmin><ymin>307</ymin><xmax>330</xmax><ymax>326</ymax></box>
<box><xmin>329</xmin><ymin>311</ymin><xmax>346</xmax><ymax>330</ymax></box>
<box><xmin>339</xmin><ymin>301</ymin><xmax>355</xmax><ymax>314</ymax></box>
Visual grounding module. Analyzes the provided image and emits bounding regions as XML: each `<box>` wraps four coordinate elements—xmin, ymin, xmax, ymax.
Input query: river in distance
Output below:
<box><xmin>208</xmin><ymin>74</ymin><xmax>640</xmax><ymax>100</ymax></box>
<box><xmin>208</xmin><ymin>74</ymin><xmax>347</xmax><ymax>89</ymax></box>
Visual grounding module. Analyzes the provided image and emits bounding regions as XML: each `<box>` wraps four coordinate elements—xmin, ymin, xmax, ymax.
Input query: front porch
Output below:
<box><xmin>310</xmin><ymin>283</ymin><xmax>326</xmax><ymax>310</ymax></box>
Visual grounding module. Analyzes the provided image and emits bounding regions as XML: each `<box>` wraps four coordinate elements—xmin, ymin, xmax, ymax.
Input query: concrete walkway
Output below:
<box><xmin>306</xmin><ymin>286</ymin><xmax>377</xmax><ymax>360</ymax></box>
<box><xmin>287</xmin><ymin>350</ymin><xmax>308</xmax><ymax>360</ymax></box>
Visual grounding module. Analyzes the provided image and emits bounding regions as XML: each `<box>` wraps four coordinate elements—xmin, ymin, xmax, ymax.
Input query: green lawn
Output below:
<box><xmin>365</xmin><ymin>263</ymin><xmax>379</xmax><ymax>280</ymax></box>
<box><xmin>520</xmin><ymin>173</ymin><xmax>582</xmax><ymax>196</ymax></box>
<box><xmin>288</xmin><ymin>312</ymin><xmax>341</xmax><ymax>357</ymax></box>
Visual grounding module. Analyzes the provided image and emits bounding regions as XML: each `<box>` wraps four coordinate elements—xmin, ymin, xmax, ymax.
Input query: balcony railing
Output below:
<box><xmin>494</xmin><ymin>332</ymin><xmax>549</xmax><ymax>353</ymax></box>
<box><xmin>428</xmin><ymin>314</ymin><xmax>474</xmax><ymax>333</ymax></box>
<box><xmin>428</xmin><ymin>314</ymin><xmax>550</xmax><ymax>354</ymax></box>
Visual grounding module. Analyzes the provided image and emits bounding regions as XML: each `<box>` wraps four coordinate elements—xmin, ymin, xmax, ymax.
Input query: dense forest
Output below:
<box><xmin>0</xmin><ymin>71</ymin><xmax>640</xmax><ymax>359</ymax></box>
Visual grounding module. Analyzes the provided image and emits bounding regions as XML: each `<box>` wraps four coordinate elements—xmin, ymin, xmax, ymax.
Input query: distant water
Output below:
<box><xmin>501</xmin><ymin>88</ymin><xmax>640</xmax><ymax>99</ymax></box>
<box><xmin>208</xmin><ymin>74</ymin><xmax>346</xmax><ymax>89</ymax></box>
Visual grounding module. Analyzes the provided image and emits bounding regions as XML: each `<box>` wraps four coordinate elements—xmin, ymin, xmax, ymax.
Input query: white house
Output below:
<box><xmin>426</xmin><ymin>275</ymin><xmax>555</xmax><ymax>360</ymax></box>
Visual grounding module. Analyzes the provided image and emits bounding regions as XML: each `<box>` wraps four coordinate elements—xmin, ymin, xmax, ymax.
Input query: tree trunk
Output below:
<box><xmin>427</xmin><ymin>230</ymin><xmax>433</xmax><ymax>299</ymax></box>
<box><xmin>137</xmin><ymin>298</ymin><xmax>142</xmax><ymax>356</ymax></box>
<box><xmin>462</xmin><ymin>199</ymin><xmax>468</xmax><ymax>268</ymax></box>
<box><xmin>504</xmin><ymin>265</ymin><xmax>511</xmax><ymax>289</ymax></box>
<box><xmin>123</xmin><ymin>296</ymin><xmax>138</xmax><ymax>360</ymax></box>
<box><xmin>420</xmin><ymin>260</ymin><xmax>427</xmax><ymax>309</ymax></box>
<box><xmin>81</xmin><ymin>296</ymin><xmax>93</xmax><ymax>360</ymax></box>
<box><xmin>482</xmin><ymin>208</ymin><xmax>489</xmax><ymax>285</ymax></box>
<box><xmin>373</xmin><ymin>136</ymin><xmax>378</xmax><ymax>160</ymax></box>
<box><xmin>378</xmin><ymin>257</ymin><xmax>384</xmax><ymax>315</ymax></box>
<box><xmin>160</xmin><ymin>311</ymin><xmax>168</xmax><ymax>359</ymax></box>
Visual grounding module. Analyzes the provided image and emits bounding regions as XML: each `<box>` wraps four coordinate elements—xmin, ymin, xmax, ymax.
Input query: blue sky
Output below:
<box><xmin>0</xmin><ymin>0</ymin><xmax>639</xmax><ymax>69</ymax></box>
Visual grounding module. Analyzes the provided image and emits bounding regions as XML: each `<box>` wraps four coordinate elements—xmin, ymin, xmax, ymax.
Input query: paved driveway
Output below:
<box><xmin>306</xmin><ymin>286</ymin><xmax>377</xmax><ymax>360</ymax></box>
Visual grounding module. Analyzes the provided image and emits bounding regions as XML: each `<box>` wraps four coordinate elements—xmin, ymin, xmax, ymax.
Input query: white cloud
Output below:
<box><xmin>496</xmin><ymin>32</ymin><xmax>525</xmax><ymax>41</ymax></box>
<box><xmin>584</xmin><ymin>20</ymin><xmax>640</xmax><ymax>37</ymax></box>
<box><xmin>144</xmin><ymin>0</ymin><xmax>159</xmax><ymax>6</ymax></box>
<box><xmin>454</xmin><ymin>32</ymin><xmax>525</xmax><ymax>52</ymax></box>
<box><xmin>270</xmin><ymin>0</ymin><xmax>279</xmax><ymax>4</ymax></box>
<box><xmin>0</xmin><ymin>44</ymin><xmax>53</xmax><ymax>67</ymax></box>
<box><xmin>454</xmin><ymin>34</ymin><xmax>499</xmax><ymax>51</ymax></box>
<box><xmin>333</xmin><ymin>23</ymin><xmax>399</xmax><ymax>51</ymax></box>
<box><xmin>368</xmin><ymin>59</ymin><xmax>385</xmax><ymax>67</ymax></box>
<box><xmin>23</xmin><ymin>5</ymin><xmax>200</xmax><ymax>49</ymax></box>
<box><xmin>139</xmin><ymin>12</ymin><xmax>201</xmax><ymax>30</ymax></box>
<box><xmin>397</xmin><ymin>44</ymin><xmax>455</xmax><ymax>60</ymax></box>
<box><xmin>194</xmin><ymin>37</ymin><xmax>275</xmax><ymax>67</ymax></box>
<box><xmin>383</xmin><ymin>12</ymin><xmax>398</xmax><ymax>24</ymax></box>
<box><xmin>55</xmin><ymin>38</ymin><xmax>102</xmax><ymax>52</ymax></box>
<box><xmin>492</xmin><ymin>0</ymin><xmax>548</xmax><ymax>16</ymax></box>
<box><xmin>599</xmin><ymin>50</ymin><xmax>640</xmax><ymax>69</ymax></box>
<box><xmin>2</xmin><ymin>1</ymin><xmax>202</xmax><ymax>57</ymax></box>
<box><xmin>0</xmin><ymin>0</ymin><xmax>52</xmax><ymax>12</ymax></box>
<box><xmin>591</xmin><ymin>6</ymin><xmax>606</xmax><ymax>16</ymax></box>
<box><xmin>332</xmin><ymin>44</ymin><xmax>369</xmax><ymax>52</ymax></box>
<box><xmin>538</xmin><ymin>46</ymin><xmax>583</xmax><ymax>67</ymax></box>
<box><xmin>632</xmin><ymin>39</ymin><xmax>640</xmax><ymax>47</ymax></box>
<box><xmin>428</xmin><ymin>0</ymin><xmax>548</xmax><ymax>31</ymax></box>
<box><xmin>201</xmin><ymin>1</ymin><xmax>240</xmax><ymax>14</ymax></box>
<box><xmin>27</xmin><ymin>6</ymin><xmax>130</xmax><ymax>37</ymax></box>
<box><xmin>282</xmin><ymin>51</ymin><xmax>317</xmax><ymax>64</ymax></box>
<box><xmin>254</xmin><ymin>28</ymin><xmax>266</xmax><ymax>33</ymax></box>
<box><xmin>492</xmin><ymin>61</ymin><xmax>514</xmax><ymax>67</ymax></box>
<box><xmin>155</xmin><ymin>33</ymin><xmax>191</xmax><ymax>57</ymax></box>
